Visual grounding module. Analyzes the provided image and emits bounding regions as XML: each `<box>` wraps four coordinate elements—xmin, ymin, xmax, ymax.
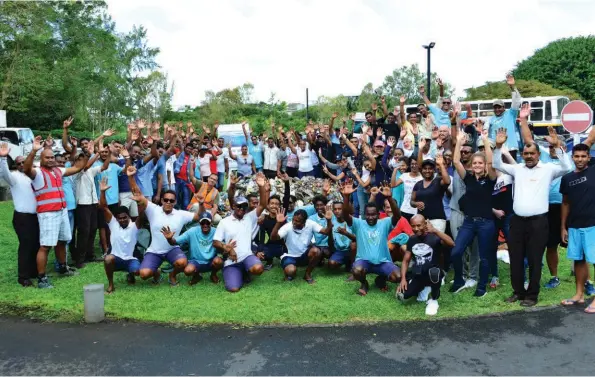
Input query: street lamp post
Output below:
<box><xmin>422</xmin><ymin>42</ymin><xmax>436</xmax><ymax>100</ymax></box>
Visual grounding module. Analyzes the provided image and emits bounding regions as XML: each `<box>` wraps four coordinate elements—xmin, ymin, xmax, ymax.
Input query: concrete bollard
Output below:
<box><xmin>83</xmin><ymin>284</ymin><xmax>105</xmax><ymax>323</ymax></box>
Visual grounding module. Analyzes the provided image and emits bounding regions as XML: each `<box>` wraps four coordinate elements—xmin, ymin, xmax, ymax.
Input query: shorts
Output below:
<box><xmin>318</xmin><ymin>246</ymin><xmax>331</xmax><ymax>258</ymax></box>
<box><xmin>223</xmin><ymin>255</ymin><xmax>262</xmax><ymax>291</ymax></box>
<box><xmin>547</xmin><ymin>204</ymin><xmax>566</xmax><ymax>248</ymax></box>
<box><xmin>139</xmin><ymin>247</ymin><xmax>187</xmax><ymax>272</ymax></box>
<box><xmin>352</xmin><ymin>259</ymin><xmax>399</xmax><ymax>277</ymax></box>
<box><xmin>114</xmin><ymin>256</ymin><xmax>141</xmax><ymax>273</ymax></box>
<box><xmin>329</xmin><ymin>250</ymin><xmax>350</xmax><ymax>265</ymax></box>
<box><xmin>119</xmin><ymin>192</ymin><xmax>139</xmax><ymax>217</ymax></box>
<box><xmin>188</xmin><ymin>258</ymin><xmax>215</xmax><ymax>273</ymax></box>
<box><xmin>567</xmin><ymin>227</ymin><xmax>595</xmax><ymax>264</ymax></box>
<box><xmin>263</xmin><ymin>244</ymin><xmax>285</xmax><ymax>260</ymax></box>
<box><xmin>281</xmin><ymin>246</ymin><xmax>319</xmax><ymax>268</ymax></box>
<box><xmin>38</xmin><ymin>208</ymin><xmax>72</xmax><ymax>247</ymax></box>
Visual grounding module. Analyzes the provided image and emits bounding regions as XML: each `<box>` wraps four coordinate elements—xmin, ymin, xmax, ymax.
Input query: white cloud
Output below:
<box><xmin>106</xmin><ymin>0</ymin><xmax>595</xmax><ymax>108</ymax></box>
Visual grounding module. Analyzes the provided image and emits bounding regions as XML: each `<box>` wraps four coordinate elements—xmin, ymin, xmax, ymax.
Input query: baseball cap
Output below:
<box><xmin>199</xmin><ymin>212</ymin><xmax>213</xmax><ymax>223</ymax></box>
<box><xmin>477</xmin><ymin>139</ymin><xmax>495</xmax><ymax>149</ymax></box>
<box><xmin>235</xmin><ymin>196</ymin><xmax>248</xmax><ymax>205</ymax></box>
<box><xmin>493</xmin><ymin>100</ymin><xmax>505</xmax><ymax>107</ymax></box>
<box><xmin>421</xmin><ymin>159</ymin><xmax>436</xmax><ymax>168</ymax></box>
<box><xmin>373</xmin><ymin>140</ymin><xmax>385</xmax><ymax>147</ymax></box>
<box><xmin>200</xmin><ymin>145</ymin><xmax>208</xmax><ymax>150</ymax></box>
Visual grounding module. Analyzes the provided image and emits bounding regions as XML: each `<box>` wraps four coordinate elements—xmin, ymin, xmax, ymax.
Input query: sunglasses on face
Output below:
<box><xmin>443</xmin><ymin>102</ymin><xmax>451</xmax><ymax>105</ymax></box>
<box><xmin>162</xmin><ymin>198</ymin><xmax>176</xmax><ymax>204</ymax></box>
<box><xmin>237</xmin><ymin>204</ymin><xmax>248</xmax><ymax>211</ymax></box>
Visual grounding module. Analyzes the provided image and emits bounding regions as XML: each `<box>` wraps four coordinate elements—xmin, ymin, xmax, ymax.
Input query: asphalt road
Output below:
<box><xmin>1</xmin><ymin>307</ymin><xmax>594</xmax><ymax>375</ymax></box>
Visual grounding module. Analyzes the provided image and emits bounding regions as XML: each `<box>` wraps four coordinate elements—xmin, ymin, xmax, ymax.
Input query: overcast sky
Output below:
<box><xmin>107</xmin><ymin>0</ymin><xmax>595</xmax><ymax>108</ymax></box>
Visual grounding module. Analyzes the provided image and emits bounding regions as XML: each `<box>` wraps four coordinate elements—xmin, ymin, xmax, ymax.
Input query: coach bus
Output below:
<box><xmin>404</xmin><ymin>95</ymin><xmax>571</xmax><ymax>136</ymax></box>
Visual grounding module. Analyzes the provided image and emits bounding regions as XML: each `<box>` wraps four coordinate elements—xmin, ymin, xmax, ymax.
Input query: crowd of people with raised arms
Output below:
<box><xmin>2</xmin><ymin>74</ymin><xmax>595</xmax><ymax>316</ymax></box>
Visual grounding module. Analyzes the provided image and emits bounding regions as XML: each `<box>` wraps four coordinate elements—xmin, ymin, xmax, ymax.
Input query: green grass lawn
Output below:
<box><xmin>0</xmin><ymin>201</ymin><xmax>579</xmax><ymax>326</ymax></box>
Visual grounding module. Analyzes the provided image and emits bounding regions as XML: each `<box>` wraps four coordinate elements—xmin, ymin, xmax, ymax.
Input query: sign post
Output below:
<box><xmin>561</xmin><ymin>100</ymin><xmax>593</xmax><ymax>134</ymax></box>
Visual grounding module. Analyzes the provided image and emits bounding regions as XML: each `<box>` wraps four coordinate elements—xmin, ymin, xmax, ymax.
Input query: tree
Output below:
<box><xmin>132</xmin><ymin>71</ymin><xmax>174</xmax><ymax>123</ymax></box>
<box><xmin>513</xmin><ymin>36</ymin><xmax>595</xmax><ymax>106</ymax></box>
<box><xmin>378</xmin><ymin>64</ymin><xmax>454</xmax><ymax>105</ymax></box>
<box><xmin>464</xmin><ymin>79</ymin><xmax>581</xmax><ymax>101</ymax></box>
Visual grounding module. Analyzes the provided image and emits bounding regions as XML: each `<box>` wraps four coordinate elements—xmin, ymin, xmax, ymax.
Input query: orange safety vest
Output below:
<box><xmin>187</xmin><ymin>184</ymin><xmax>218</xmax><ymax>210</ymax></box>
<box><xmin>34</xmin><ymin>167</ymin><xmax>67</xmax><ymax>213</ymax></box>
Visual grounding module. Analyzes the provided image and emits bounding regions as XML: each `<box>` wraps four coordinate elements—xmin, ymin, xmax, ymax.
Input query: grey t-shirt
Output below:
<box><xmin>449</xmin><ymin>171</ymin><xmax>467</xmax><ymax>212</ymax></box>
<box><xmin>277</xmin><ymin>148</ymin><xmax>288</xmax><ymax>170</ymax></box>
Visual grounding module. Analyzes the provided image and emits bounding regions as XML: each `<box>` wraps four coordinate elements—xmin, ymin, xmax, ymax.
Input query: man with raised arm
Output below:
<box><xmin>487</xmin><ymin>74</ymin><xmax>522</xmax><ymax>160</ymax></box>
<box><xmin>23</xmin><ymin>136</ymin><xmax>87</xmax><ymax>288</ymax></box>
<box><xmin>493</xmin><ymin>126</ymin><xmax>571</xmax><ymax>306</ymax></box>
<box><xmin>419</xmin><ymin>79</ymin><xmax>451</xmax><ymax>128</ymax></box>
<box><xmin>340</xmin><ymin>180</ymin><xmax>401</xmax><ymax>295</ymax></box>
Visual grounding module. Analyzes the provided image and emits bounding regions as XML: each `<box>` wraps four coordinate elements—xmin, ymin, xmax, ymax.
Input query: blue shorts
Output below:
<box><xmin>114</xmin><ymin>256</ymin><xmax>141</xmax><ymax>273</ymax></box>
<box><xmin>263</xmin><ymin>244</ymin><xmax>285</xmax><ymax>260</ymax></box>
<box><xmin>567</xmin><ymin>226</ymin><xmax>595</xmax><ymax>264</ymax></box>
<box><xmin>281</xmin><ymin>246</ymin><xmax>318</xmax><ymax>268</ymax></box>
<box><xmin>353</xmin><ymin>259</ymin><xmax>399</xmax><ymax>277</ymax></box>
<box><xmin>329</xmin><ymin>250</ymin><xmax>350</xmax><ymax>265</ymax></box>
<box><xmin>189</xmin><ymin>258</ymin><xmax>215</xmax><ymax>273</ymax></box>
<box><xmin>140</xmin><ymin>247</ymin><xmax>187</xmax><ymax>272</ymax></box>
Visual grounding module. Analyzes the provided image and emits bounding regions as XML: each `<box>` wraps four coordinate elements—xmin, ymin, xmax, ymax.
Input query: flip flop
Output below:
<box><xmin>357</xmin><ymin>281</ymin><xmax>369</xmax><ymax>296</ymax></box>
<box><xmin>561</xmin><ymin>298</ymin><xmax>585</xmax><ymax>306</ymax></box>
<box><xmin>168</xmin><ymin>278</ymin><xmax>179</xmax><ymax>287</ymax></box>
<box><xmin>151</xmin><ymin>274</ymin><xmax>164</xmax><ymax>285</ymax></box>
<box><xmin>584</xmin><ymin>305</ymin><xmax>595</xmax><ymax>314</ymax></box>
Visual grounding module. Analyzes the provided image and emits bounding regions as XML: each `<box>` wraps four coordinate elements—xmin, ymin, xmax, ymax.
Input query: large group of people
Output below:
<box><xmin>2</xmin><ymin>74</ymin><xmax>595</xmax><ymax>316</ymax></box>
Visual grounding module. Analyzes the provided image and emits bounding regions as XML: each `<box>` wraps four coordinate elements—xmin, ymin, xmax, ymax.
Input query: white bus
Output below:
<box><xmin>404</xmin><ymin>95</ymin><xmax>571</xmax><ymax>135</ymax></box>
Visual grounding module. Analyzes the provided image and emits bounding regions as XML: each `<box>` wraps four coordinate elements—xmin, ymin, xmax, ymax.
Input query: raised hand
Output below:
<box><xmin>126</xmin><ymin>165</ymin><xmax>137</xmax><ymax>176</ymax></box>
<box><xmin>63</xmin><ymin>116</ymin><xmax>74</xmax><ymax>129</ymax></box>
<box><xmin>276</xmin><ymin>208</ymin><xmax>287</xmax><ymax>223</ymax></box>
<box><xmin>418</xmin><ymin>137</ymin><xmax>427</xmax><ymax>150</ymax></box>
<box><xmin>102</xmin><ymin>128</ymin><xmax>115</xmax><ymax>137</ymax></box>
<box><xmin>332</xmin><ymin>112</ymin><xmax>338</xmax><ymax>119</ymax></box>
<box><xmin>86</xmin><ymin>139</ymin><xmax>94</xmax><ymax>154</ymax></box>
<box><xmin>506</xmin><ymin>73</ymin><xmax>515</xmax><ymax>87</ymax></box>
<box><xmin>369</xmin><ymin>186</ymin><xmax>380</xmax><ymax>196</ymax></box>
<box><xmin>418</xmin><ymin>85</ymin><xmax>425</xmax><ymax>94</ymax></box>
<box><xmin>519</xmin><ymin>103</ymin><xmax>531</xmax><ymax>119</ymax></box>
<box><xmin>547</xmin><ymin>126</ymin><xmax>560</xmax><ymax>148</ymax></box>
<box><xmin>453</xmin><ymin>102</ymin><xmax>461</xmax><ymax>115</ymax></box>
<box><xmin>371</xmin><ymin>103</ymin><xmax>378</xmax><ymax>112</ymax></box>
<box><xmin>377</xmin><ymin>127</ymin><xmax>384</xmax><ymax>138</ymax></box>
<box><xmin>361</xmin><ymin>124</ymin><xmax>369</xmax><ymax>136</ymax></box>
<box><xmin>495</xmin><ymin>128</ymin><xmax>508</xmax><ymax>146</ymax></box>
<box><xmin>340</xmin><ymin>179</ymin><xmax>356</xmax><ymax>196</ymax></box>
<box><xmin>380</xmin><ymin>182</ymin><xmax>391</xmax><ymax>197</ymax></box>
<box><xmin>400</xmin><ymin>128</ymin><xmax>407</xmax><ymax>140</ymax></box>
<box><xmin>475</xmin><ymin>119</ymin><xmax>485</xmax><ymax>134</ymax></box>
<box><xmin>278</xmin><ymin>172</ymin><xmax>290</xmax><ymax>182</ymax></box>
<box><xmin>99</xmin><ymin>177</ymin><xmax>111</xmax><ymax>192</ymax></box>
<box><xmin>436</xmin><ymin>77</ymin><xmax>443</xmax><ymax>86</ymax></box>
<box><xmin>387</xmin><ymin>136</ymin><xmax>396</xmax><ymax>147</ymax></box>
<box><xmin>44</xmin><ymin>134</ymin><xmax>54</xmax><ymax>149</ymax></box>
<box><xmin>120</xmin><ymin>148</ymin><xmax>130</xmax><ymax>158</ymax></box>
<box><xmin>324</xmin><ymin>203</ymin><xmax>333</xmax><ymax>220</ymax></box>
<box><xmin>161</xmin><ymin>226</ymin><xmax>174</xmax><ymax>240</ymax></box>
<box><xmin>0</xmin><ymin>143</ymin><xmax>10</xmax><ymax>157</ymax></box>
<box><xmin>456</xmin><ymin>131</ymin><xmax>467</xmax><ymax>145</ymax></box>
<box><xmin>255</xmin><ymin>172</ymin><xmax>267</xmax><ymax>187</ymax></box>
<box><xmin>400</xmin><ymin>95</ymin><xmax>405</xmax><ymax>105</ymax></box>
<box><xmin>323</xmin><ymin>178</ymin><xmax>331</xmax><ymax>193</ymax></box>
<box><xmin>381</xmin><ymin>95</ymin><xmax>386</xmax><ymax>103</ymax></box>
<box><xmin>137</xmin><ymin>119</ymin><xmax>146</xmax><ymax>129</ymax></box>
<box><xmin>229</xmin><ymin>171</ymin><xmax>240</xmax><ymax>185</ymax></box>
<box><xmin>435</xmin><ymin>154</ymin><xmax>444</xmax><ymax>167</ymax></box>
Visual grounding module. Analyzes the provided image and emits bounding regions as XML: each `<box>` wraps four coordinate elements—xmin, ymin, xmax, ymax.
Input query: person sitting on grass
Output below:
<box><xmin>327</xmin><ymin>201</ymin><xmax>355</xmax><ymax>272</ymax></box>
<box><xmin>213</xmin><ymin>173</ymin><xmax>268</xmax><ymax>293</ymax></box>
<box><xmin>270</xmin><ymin>207</ymin><xmax>333</xmax><ymax>284</ymax></box>
<box><xmin>98</xmin><ymin>177</ymin><xmax>142</xmax><ymax>294</ymax></box>
<box><xmin>396</xmin><ymin>214</ymin><xmax>455</xmax><ymax>316</ymax></box>
<box><xmin>340</xmin><ymin>180</ymin><xmax>402</xmax><ymax>295</ymax></box>
<box><xmin>128</xmin><ymin>165</ymin><xmax>204</xmax><ymax>286</ymax></box>
<box><xmin>161</xmin><ymin>212</ymin><xmax>224</xmax><ymax>285</ymax></box>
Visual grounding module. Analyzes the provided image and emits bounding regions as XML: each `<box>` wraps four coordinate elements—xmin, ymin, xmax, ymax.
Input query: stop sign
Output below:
<box><xmin>561</xmin><ymin>100</ymin><xmax>593</xmax><ymax>134</ymax></box>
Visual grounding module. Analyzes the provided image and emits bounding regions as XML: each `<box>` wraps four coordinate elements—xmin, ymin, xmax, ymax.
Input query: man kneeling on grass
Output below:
<box><xmin>161</xmin><ymin>212</ymin><xmax>224</xmax><ymax>285</ymax></box>
<box><xmin>340</xmin><ymin>180</ymin><xmax>401</xmax><ymax>295</ymax></box>
<box><xmin>99</xmin><ymin>177</ymin><xmax>142</xmax><ymax>294</ymax></box>
<box><xmin>396</xmin><ymin>215</ymin><xmax>454</xmax><ymax>316</ymax></box>
<box><xmin>270</xmin><ymin>206</ymin><xmax>333</xmax><ymax>283</ymax></box>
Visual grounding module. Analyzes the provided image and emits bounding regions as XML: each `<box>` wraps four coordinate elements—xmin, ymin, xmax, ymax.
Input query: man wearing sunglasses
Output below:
<box><xmin>130</xmin><ymin>166</ymin><xmax>212</xmax><ymax>286</ymax></box>
<box><xmin>419</xmin><ymin>79</ymin><xmax>452</xmax><ymax>128</ymax></box>
<box><xmin>214</xmin><ymin>173</ymin><xmax>268</xmax><ymax>292</ymax></box>
<box><xmin>0</xmin><ymin>143</ymin><xmax>39</xmax><ymax>287</ymax></box>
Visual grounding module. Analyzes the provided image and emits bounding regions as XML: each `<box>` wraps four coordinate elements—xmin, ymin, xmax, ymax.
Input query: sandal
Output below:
<box><xmin>357</xmin><ymin>281</ymin><xmax>369</xmax><ymax>296</ymax></box>
<box><xmin>584</xmin><ymin>305</ymin><xmax>595</xmax><ymax>314</ymax></box>
<box><xmin>561</xmin><ymin>298</ymin><xmax>585</xmax><ymax>306</ymax></box>
<box><xmin>303</xmin><ymin>277</ymin><xmax>316</xmax><ymax>285</ymax></box>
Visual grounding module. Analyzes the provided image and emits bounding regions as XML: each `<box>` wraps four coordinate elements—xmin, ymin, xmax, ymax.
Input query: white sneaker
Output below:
<box><xmin>441</xmin><ymin>277</ymin><xmax>445</xmax><ymax>286</ymax></box>
<box><xmin>524</xmin><ymin>280</ymin><xmax>529</xmax><ymax>290</ymax></box>
<box><xmin>497</xmin><ymin>249</ymin><xmax>510</xmax><ymax>264</ymax></box>
<box><xmin>425</xmin><ymin>299</ymin><xmax>439</xmax><ymax>316</ymax></box>
<box><xmin>464</xmin><ymin>279</ymin><xmax>477</xmax><ymax>289</ymax></box>
<box><xmin>417</xmin><ymin>286</ymin><xmax>431</xmax><ymax>302</ymax></box>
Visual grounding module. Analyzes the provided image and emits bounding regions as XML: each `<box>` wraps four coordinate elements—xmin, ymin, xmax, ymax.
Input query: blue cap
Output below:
<box><xmin>235</xmin><ymin>196</ymin><xmax>248</xmax><ymax>205</ymax></box>
<box><xmin>199</xmin><ymin>212</ymin><xmax>213</xmax><ymax>223</ymax></box>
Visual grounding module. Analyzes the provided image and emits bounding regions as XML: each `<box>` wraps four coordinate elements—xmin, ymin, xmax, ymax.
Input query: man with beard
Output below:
<box><xmin>396</xmin><ymin>215</ymin><xmax>454</xmax><ymax>316</ymax></box>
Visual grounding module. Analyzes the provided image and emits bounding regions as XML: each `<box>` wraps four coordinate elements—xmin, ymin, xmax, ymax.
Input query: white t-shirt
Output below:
<box><xmin>278</xmin><ymin>219</ymin><xmax>323</xmax><ymax>258</ymax></box>
<box><xmin>400</xmin><ymin>173</ymin><xmax>423</xmax><ymax>215</ymax></box>
<box><xmin>199</xmin><ymin>154</ymin><xmax>212</xmax><ymax>177</ymax></box>
<box><xmin>31</xmin><ymin>167</ymin><xmax>66</xmax><ymax>191</ymax></box>
<box><xmin>108</xmin><ymin>217</ymin><xmax>138</xmax><ymax>260</ymax></box>
<box><xmin>145</xmin><ymin>202</ymin><xmax>195</xmax><ymax>255</ymax></box>
<box><xmin>166</xmin><ymin>155</ymin><xmax>176</xmax><ymax>185</ymax></box>
<box><xmin>216</xmin><ymin>148</ymin><xmax>229</xmax><ymax>173</ymax></box>
<box><xmin>214</xmin><ymin>210</ymin><xmax>258</xmax><ymax>267</ymax></box>
<box><xmin>297</xmin><ymin>143</ymin><xmax>314</xmax><ymax>172</ymax></box>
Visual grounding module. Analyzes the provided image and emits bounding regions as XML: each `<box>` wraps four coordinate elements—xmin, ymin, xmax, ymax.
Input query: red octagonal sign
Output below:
<box><xmin>561</xmin><ymin>100</ymin><xmax>593</xmax><ymax>134</ymax></box>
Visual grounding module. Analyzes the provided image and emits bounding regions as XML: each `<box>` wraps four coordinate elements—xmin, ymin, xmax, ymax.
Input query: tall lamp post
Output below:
<box><xmin>422</xmin><ymin>42</ymin><xmax>436</xmax><ymax>100</ymax></box>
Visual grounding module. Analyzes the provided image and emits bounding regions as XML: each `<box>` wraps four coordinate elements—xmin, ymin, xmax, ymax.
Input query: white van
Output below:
<box><xmin>0</xmin><ymin>127</ymin><xmax>35</xmax><ymax>168</ymax></box>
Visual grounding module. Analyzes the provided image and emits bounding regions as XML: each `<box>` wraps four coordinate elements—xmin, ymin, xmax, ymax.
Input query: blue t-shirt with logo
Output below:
<box><xmin>332</xmin><ymin>218</ymin><xmax>352</xmax><ymax>251</ymax></box>
<box><xmin>176</xmin><ymin>227</ymin><xmax>216</xmax><ymax>264</ymax></box>
<box><xmin>308</xmin><ymin>213</ymin><xmax>329</xmax><ymax>247</ymax></box>
<box><xmin>351</xmin><ymin>217</ymin><xmax>393</xmax><ymax>264</ymax></box>
<box><xmin>488</xmin><ymin>108</ymin><xmax>520</xmax><ymax>151</ymax></box>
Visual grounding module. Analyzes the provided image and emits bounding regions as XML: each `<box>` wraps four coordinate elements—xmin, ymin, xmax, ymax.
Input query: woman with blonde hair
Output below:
<box><xmin>449</xmin><ymin>132</ymin><xmax>498</xmax><ymax>297</ymax></box>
